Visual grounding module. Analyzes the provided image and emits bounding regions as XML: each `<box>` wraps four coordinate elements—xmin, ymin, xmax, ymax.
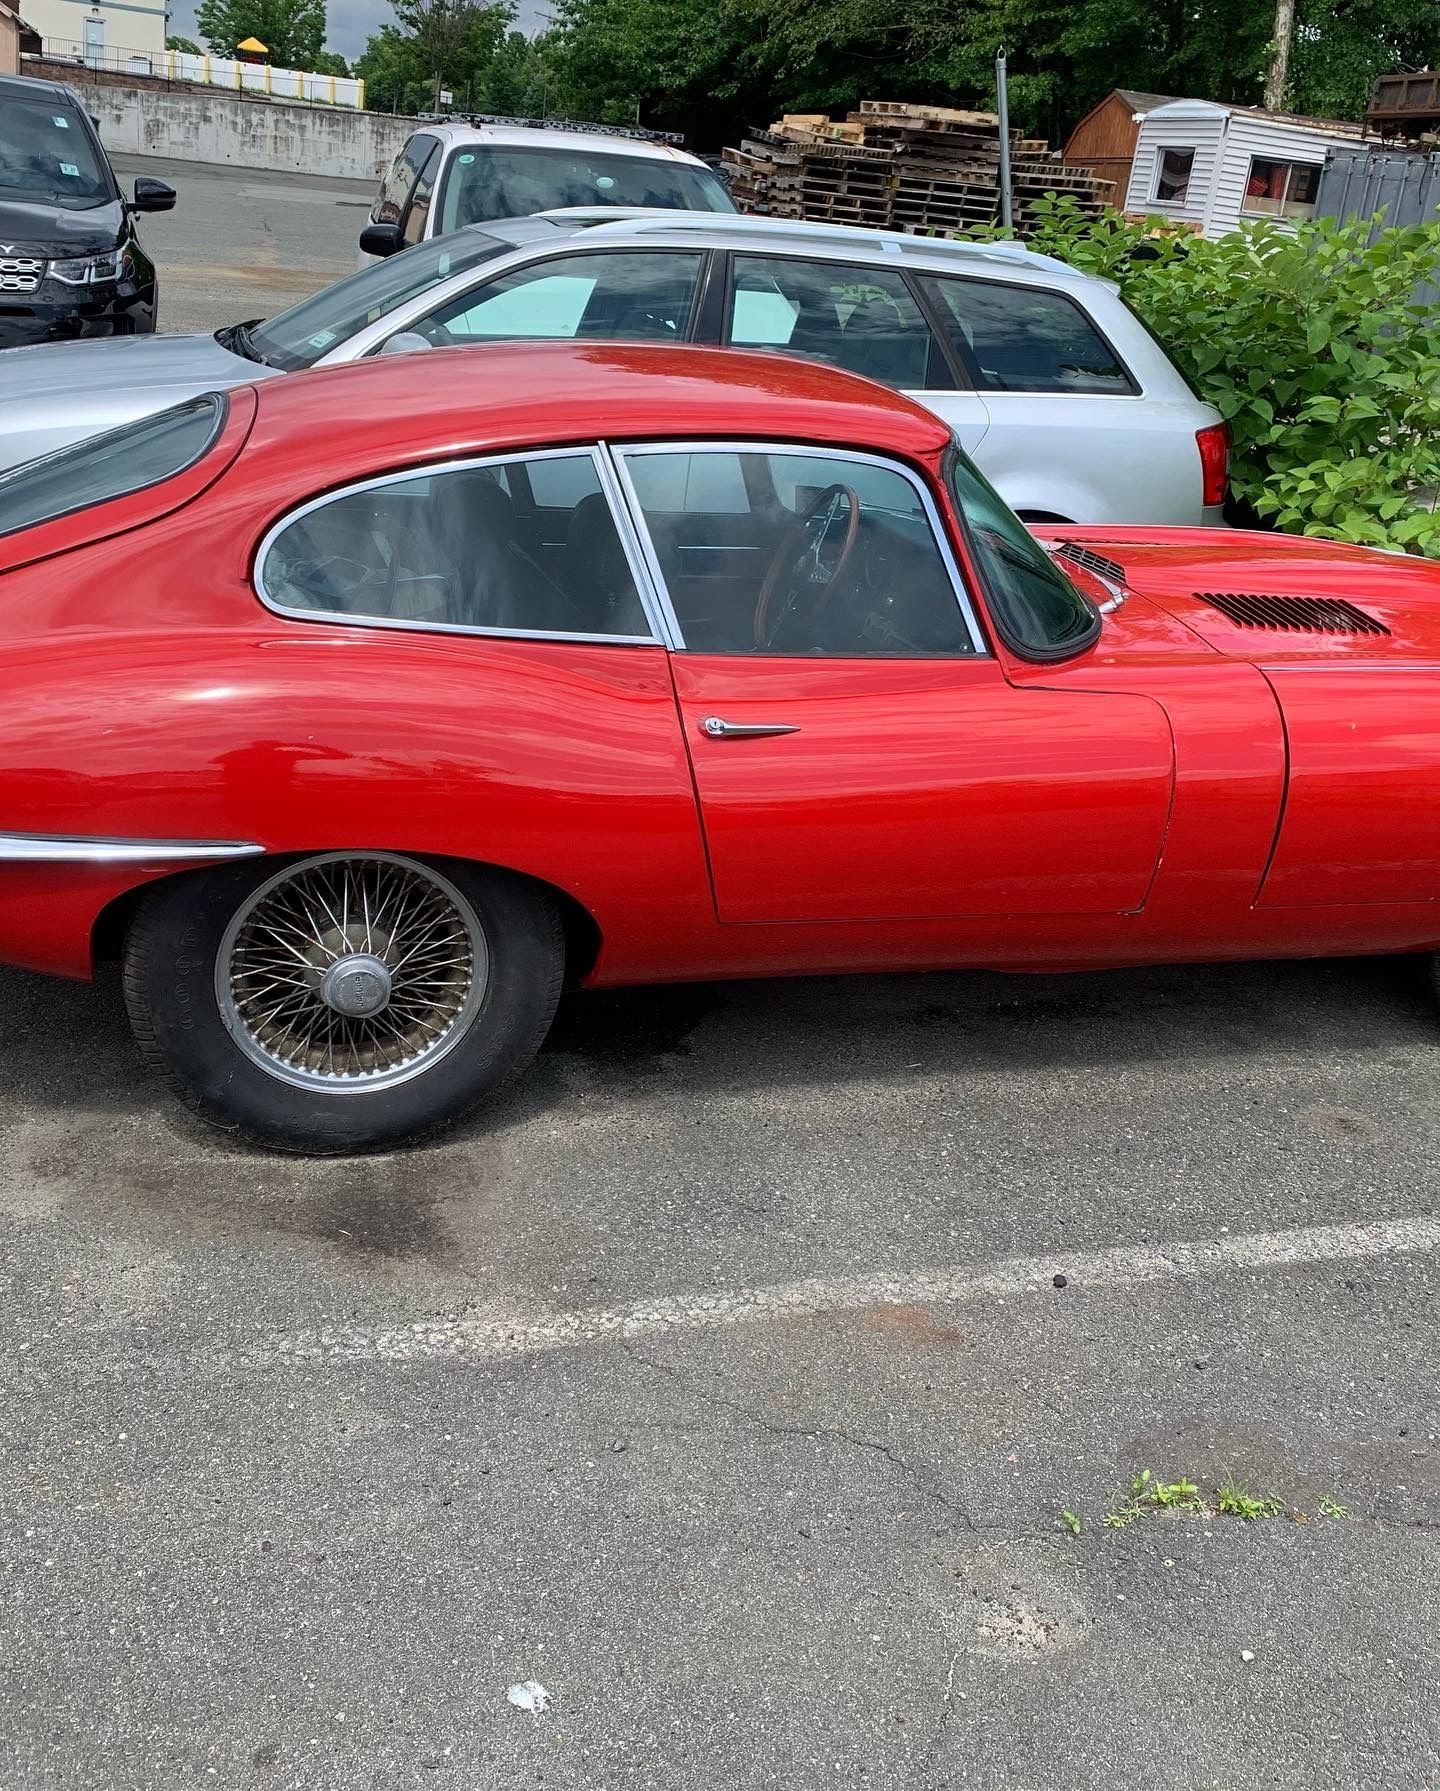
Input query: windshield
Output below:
<box><xmin>945</xmin><ymin>447</ymin><xmax>1099</xmax><ymax>658</ymax></box>
<box><xmin>247</xmin><ymin>230</ymin><xmax>510</xmax><ymax>370</ymax></box>
<box><xmin>0</xmin><ymin>98</ymin><xmax>113</xmax><ymax>209</ymax></box>
<box><xmin>435</xmin><ymin>145</ymin><xmax>734</xmax><ymax>232</ymax></box>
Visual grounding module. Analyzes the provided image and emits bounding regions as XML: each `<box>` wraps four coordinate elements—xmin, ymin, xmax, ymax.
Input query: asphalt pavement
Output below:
<box><xmin>112</xmin><ymin>154</ymin><xmax>375</xmax><ymax>334</ymax></box>
<box><xmin>4</xmin><ymin>950</ymin><xmax>1440</xmax><ymax>1787</ymax></box>
<box><xmin>3</xmin><ymin>156</ymin><xmax>1440</xmax><ymax>1790</ymax></box>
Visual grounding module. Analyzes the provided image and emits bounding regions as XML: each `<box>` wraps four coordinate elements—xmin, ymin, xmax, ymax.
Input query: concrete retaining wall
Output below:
<box><xmin>27</xmin><ymin>60</ymin><xmax>412</xmax><ymax>180</ymax></box>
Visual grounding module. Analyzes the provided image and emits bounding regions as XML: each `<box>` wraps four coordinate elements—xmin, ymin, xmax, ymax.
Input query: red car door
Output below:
<box><xmin>619</xmin><ymin>442</ymin><xmax>1173</xmax><ymax>924</ymax></box>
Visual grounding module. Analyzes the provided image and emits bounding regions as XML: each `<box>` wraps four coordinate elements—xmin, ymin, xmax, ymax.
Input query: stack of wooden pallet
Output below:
<box><xmin>723</xmin><ymin>101</ymin><xmax>1114</xmax><ymax>237</ymax></box>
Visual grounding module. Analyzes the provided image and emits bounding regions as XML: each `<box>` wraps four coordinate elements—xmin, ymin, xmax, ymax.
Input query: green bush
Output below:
<box><xmin>967</xmin><ymin>198</ymin><xmax>1440</xmax><ymax>557</ymax></box>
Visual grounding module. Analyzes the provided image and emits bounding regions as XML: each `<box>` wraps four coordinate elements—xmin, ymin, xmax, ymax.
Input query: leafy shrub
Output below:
<box><xmin>967</xmin><ymin>198</ymin><xmax>1440</xmax><ymax>557</ymax></box>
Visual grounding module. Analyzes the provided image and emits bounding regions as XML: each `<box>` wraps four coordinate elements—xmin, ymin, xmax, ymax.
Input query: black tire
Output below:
<box><xmin>122</xmin><ymin>852</ymin><xmax>565</xmax><ymax>1154</ymax></box>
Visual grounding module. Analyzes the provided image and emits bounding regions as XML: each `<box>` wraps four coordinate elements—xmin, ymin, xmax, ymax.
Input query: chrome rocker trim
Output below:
<box><xmin>0</xmin><ymin>833</ymin><xmax>264</xmax><ymax>864</ymax></box>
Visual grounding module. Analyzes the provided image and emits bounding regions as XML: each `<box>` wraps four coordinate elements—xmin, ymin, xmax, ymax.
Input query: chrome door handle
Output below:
<box><xmin>700</xmin><ymin>716</ymin><xmax>800</xmax><ymax>740</ymax></box>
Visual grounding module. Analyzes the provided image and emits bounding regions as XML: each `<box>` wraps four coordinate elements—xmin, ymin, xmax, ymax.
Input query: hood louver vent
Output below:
<box><xmin>1057</xmin><ymin>541</ymin><xmax>1126</xmax><ymax>585</ymax></box>
<box><xmin>1195</xmin><ymin>591</ymin><xmax>1390</xmax><ymax>637</ymax></box>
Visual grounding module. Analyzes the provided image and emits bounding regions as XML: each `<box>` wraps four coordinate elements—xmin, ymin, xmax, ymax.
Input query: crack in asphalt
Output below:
<box><xmin>619</xmin><ymin>1337</ymin><xmax>980</xmax><ymax>1529</ymax></box>
<box><xmin>919</xmin><ymin>1639</ymin><xmax>965</xmax><ymax>1779</ymax></box>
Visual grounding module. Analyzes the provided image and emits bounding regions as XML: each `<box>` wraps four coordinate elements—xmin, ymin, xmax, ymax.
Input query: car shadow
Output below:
<box><xmin>0</xmin><ymin>951</ymin><xmax>1432</xmax><ymax>1140</ymax></box>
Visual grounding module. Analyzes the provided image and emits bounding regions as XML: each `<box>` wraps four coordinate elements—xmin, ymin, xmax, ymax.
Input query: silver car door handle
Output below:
<box><xmin>700</xmin><ymin>716</ymin><xmax>801</xmax><ymax>740</ymax></box>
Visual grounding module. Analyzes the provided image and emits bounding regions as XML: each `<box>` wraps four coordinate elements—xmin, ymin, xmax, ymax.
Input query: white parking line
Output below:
<box><xmin>244</xmin><ymin>1215</ymin><xmax>1440</xmax><ymax>1367</ymax></box>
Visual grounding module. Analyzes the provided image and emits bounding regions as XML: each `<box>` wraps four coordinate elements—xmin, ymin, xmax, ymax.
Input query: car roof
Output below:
<box><xmin>243</xmin><ymin>342</ymin><xmax>954</xmax><ymax>473</ymax></box>
<box><xmin>0</xmin><ymin>71</ymin><xmax>80</xmax><ymax>103</ymax></box>
<box><xmin>521</xmin><ymin>209</ymin><xmax>1100</xmax><ymax>287</ymax></box>
<box><xmin>412</xmin><ymin>120</ymin><xmax>705</xmax><ymax>167</ymax></box>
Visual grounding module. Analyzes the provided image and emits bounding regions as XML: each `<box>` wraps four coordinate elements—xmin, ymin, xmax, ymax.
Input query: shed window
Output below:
<box><xmin>1154</xmin><ymin>147</ymin><xmax>1194</xmax><ymax>203</ymax></box>
<box><xmin>1241</xmin><ymin>158</ymin><xmax>1321</xmax><ymax>221</ymax></box>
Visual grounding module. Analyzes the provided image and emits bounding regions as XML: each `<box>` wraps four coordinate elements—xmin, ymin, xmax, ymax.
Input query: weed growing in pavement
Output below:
<box><xmin>1061</xmin><ymin>1471</ymin><xmax>1351</xmax><ymax>1534</ymax></box>
<box><xmin>1102</xmin><ymin>1469</ymin><xmax>1205</xmax><ymax>1529</ymax></box>
<box><xmin>1214</xmin><ymin>1477</ymin><xmax>1286</xmax><ymax>1520</ymax></box>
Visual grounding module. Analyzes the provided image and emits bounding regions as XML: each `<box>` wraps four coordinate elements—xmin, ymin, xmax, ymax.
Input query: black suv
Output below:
<box><xmin>0</xmin><ymin>71</ymin><xmax>175</xmax><ymax>348</ymax></box>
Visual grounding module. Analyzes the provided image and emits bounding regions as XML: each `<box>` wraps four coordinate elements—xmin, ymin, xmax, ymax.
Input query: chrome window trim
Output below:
<box><xmin>608</xmin><ymin>439</ymin><xmax>990</xmax><ymax>656</ymax></box>
<box><xmin>253</xmin><ymin>445</ymin><xmax>668</xmax><ymax>647</ymax></box>
<box><xmin>0</xmin><ymin>833</ymin><xmax>263</xmax><ymax>864</ymax></box>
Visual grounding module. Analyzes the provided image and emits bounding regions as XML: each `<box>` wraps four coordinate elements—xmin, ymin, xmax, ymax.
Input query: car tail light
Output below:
<box><xmin>1197</xmin><ymin>421</ymin><xmax>1231</xmax><ymax>509</ymax></box>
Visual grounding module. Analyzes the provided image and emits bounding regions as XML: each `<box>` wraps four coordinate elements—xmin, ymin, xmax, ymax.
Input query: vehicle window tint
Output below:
<box><xmin>259</xmin><ymin>452</ymin><xmax>651</xmax><ymax>640</ymax></box>
<box><xmin>373</xmin><ymin>134</ymin><xmax>435</xmax><ymax>224</ymax></box>
<box><xmin>920</xmin><ymin>276</ymin><xmax>1135</xmax><ymax>396</ymax></box>
<box><xmin>0</xmin><ymin>97</ymin><xmax>111</xmax><ymax>207</ymax></box>
<box><xmin>0</xmin><ymin>395</ymin><xmax>225</xmax><ymax>539</ymax></box>
<box><xmin>945</xmin><ymin>448</ymin><xmax>1097</xmax><ymax>657</ymax></box>
<box><xmin>622</xmin><ymin>447</ymin><xmax>976</xmax><ymax>658</ymax></box>
<box><xmin>401</xmin><ymin>139</ymin><xmax>443</xmax><ymax>246</ymax></box>
<box><xmin>727</xmin><ymin>257</ymin><xmax>948</xmax><ymax>391</ymax></box>
<box><xmin>435</xmin><ymin>145</ymin><xmax>732</xmax><ymax>232</ymax></box>
<box><xmin>414</xmin><ymin>251</ymin><xmax>703</xmax><ymax>344</ymax></box>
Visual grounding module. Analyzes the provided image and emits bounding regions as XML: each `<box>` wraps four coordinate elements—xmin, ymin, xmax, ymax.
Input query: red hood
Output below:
<box><xmin>1036</xmin><ymin>525</ymin><xmax>1440</xmax><ymax>662</ymax></box>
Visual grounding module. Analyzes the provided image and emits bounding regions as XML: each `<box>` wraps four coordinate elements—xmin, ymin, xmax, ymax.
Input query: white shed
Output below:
<box><xmin>1123</xmin><ymin>99</ymin><xmax>1363</xmax><ymax>236</ymax></box>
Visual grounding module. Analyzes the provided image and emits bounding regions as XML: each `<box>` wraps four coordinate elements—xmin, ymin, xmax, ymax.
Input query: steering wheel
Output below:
<box><xmin>753</xmin><ymin>483</ymin><xmax>861</xmax><ymax>649</ymax></box>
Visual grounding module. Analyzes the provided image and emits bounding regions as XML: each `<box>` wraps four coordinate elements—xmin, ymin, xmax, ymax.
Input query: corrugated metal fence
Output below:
<box><xmin>1317</xmin><ymin>145</ymin><xmax>1440</xmax><ymax>306</ymax></box>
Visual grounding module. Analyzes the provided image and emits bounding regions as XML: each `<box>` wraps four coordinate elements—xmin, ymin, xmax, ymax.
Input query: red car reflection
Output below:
<box><xmin>0</xmin><ymin>342</ymin><xmax>1436</xmax><ymax>1152</ymax></box>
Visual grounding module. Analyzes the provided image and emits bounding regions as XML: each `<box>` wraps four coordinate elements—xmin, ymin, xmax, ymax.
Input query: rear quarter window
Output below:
<box><xmin>0</xmin><ymin>394</ymin><xmax>228</xmax><ymax>540</ymax></box>
<box><xmin>920</xmin><ymin>276</ymin><xmax>1137</xmax><ymax>396</ymax></box>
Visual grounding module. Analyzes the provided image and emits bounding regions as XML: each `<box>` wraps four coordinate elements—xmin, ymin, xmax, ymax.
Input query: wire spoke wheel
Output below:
<box><xmin>216</xmin><ymin>854</ymin><xmax>488</xmax><ymax>1093</ymax></box>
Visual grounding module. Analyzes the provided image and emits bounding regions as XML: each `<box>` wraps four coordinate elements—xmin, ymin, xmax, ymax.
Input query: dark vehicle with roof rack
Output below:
<box><xmin>358</xmin><ymin>116</ymin><xmax>732</xmax><ymax>261</ymax></box>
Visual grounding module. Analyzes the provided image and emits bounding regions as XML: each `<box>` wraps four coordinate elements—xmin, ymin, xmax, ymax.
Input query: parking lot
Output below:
<box><xmin>111</xmin><ymin>155</ymin><xmax>374</xmax><ymax>333</ymax></box>
<box><xmin>4</xmin><ymin>159</ymin><xmax>1440</xmax><ymax>1789</ymax></box>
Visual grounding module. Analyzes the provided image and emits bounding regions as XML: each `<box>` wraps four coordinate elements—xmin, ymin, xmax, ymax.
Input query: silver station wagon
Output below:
<box><xmin>0</xmin><ymin>210</ymin><xmax>1228</xmax><ymax>525</ymax></box>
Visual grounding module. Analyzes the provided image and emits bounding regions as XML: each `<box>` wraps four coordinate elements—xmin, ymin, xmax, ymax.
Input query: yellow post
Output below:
<box><xmin>356</xmin><ymin>77</ymin><xmax>365</xmax><ymax>109</ymax></box>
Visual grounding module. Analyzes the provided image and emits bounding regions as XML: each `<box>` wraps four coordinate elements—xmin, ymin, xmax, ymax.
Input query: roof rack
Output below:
<box><xmin>537</xmin><ymin>208</ymin><xmax>1080</xmax><ymax>277</ymax></box>
<box><xmin>453</xmin><ymin>114</ymin><xmax>685</xmax><ymax>147</ymax></box>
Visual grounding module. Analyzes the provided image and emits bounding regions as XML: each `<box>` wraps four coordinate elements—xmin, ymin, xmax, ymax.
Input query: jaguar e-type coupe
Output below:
<box><xmin>0</xmin><ymin>342</ymin><xmax>1436</xmax><ymax>1151</ymax></box>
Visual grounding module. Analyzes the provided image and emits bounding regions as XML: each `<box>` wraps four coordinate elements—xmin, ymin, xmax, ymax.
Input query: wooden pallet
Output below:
<box><xmin>723</xmin><ymin>97</ymin><xmax>1114</xmax><ymax>238</ymax></box>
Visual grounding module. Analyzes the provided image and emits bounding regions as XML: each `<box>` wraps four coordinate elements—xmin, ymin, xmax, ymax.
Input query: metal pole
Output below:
<box><xmin>996</xmin><ymin>47</ymin><xmax>1013</xmax><ymax>232</ymax></box>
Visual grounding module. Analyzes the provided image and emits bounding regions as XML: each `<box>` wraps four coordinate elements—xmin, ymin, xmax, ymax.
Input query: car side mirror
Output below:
<box><xmin>360</xmin><ymin>222</ymin><xmax>404</xmax><ymax>258</ymax></box>
<box><xmin>131</xmin><ymin>176</ymin><xmax>176</xmax><ymax>213</ymax></box>
<box><xmin>377</xmin><ymin>331</ymin><xmax>433</xmax><ymax>357</ymax></box>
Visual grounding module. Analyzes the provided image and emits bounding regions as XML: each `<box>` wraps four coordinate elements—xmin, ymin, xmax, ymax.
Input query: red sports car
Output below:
<box><xmin>0</xmin><ymin>342</ymin><xmax>1436</xmax><ymax>1152</ymax></box>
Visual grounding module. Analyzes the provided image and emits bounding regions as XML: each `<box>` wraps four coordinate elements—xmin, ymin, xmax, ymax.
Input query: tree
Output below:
<box><xmin>311</xmin><ymin>48</ymin><xmax>350</xmax><ymax>76</ymax></box>
<box><xmin>392</xmin><ymin>0</ymin><xmax>510</xmax><ymax>110</ymax></box>
<box><xmin>1265</xmin><ymin>0</ymin><xmax>1296</xmax><ymax>109</ymax></box>
<box><xmin>194</xmin><ymin>0</ymin><xmax>328</xmax><ymax>69</ymax></box>
<box><xmin>165</xmin><ymin>34</ymin><xmax>203</xmax><ymax>51</ymax></box>
<box><xmin>356</xmin><ymin>0</ymin><xmax>515</xmax><ymax>114</ymax></box>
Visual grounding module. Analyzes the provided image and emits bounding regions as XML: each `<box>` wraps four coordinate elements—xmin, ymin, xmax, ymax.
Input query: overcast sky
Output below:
<box><xmin>167</xmin><ymin>0</ymin><xmax>553</xmax><ymax>63</ymax></box>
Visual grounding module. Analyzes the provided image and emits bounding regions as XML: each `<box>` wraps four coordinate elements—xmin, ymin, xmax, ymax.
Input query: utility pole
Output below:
<box><xmin>995</xmin><ymin>47</ymin><xmax>1013</xmax><ymax>231</ymax></box>
<box><xmin>1264</xmin><ymin>0</ymin><xmax>1295</xmax><ymax>110</ymax></box>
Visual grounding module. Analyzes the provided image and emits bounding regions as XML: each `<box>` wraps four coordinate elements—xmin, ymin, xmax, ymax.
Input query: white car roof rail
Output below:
<box><xmin>534</xmin><ymin>206</ymin><xmax>1081</xmax><ymax>278</ymax></box>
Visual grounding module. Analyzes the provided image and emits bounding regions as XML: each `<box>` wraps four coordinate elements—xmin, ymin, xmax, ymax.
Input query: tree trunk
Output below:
<box><xmin>1264</xmin><ymin>0</ymin><xmax>1296</xmax><ymax>111</ymax></box>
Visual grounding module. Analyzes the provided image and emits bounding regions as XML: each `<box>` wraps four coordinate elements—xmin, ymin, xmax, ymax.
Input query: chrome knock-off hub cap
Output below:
<box><xmin>320</xmin><ymin>953</ymin><xmax>393</xmax><ymax>1019</ymax></box>
<box><xmin>216</xmin><ymin>854</ymin><xmax>488</xmax><ymax>1093</ymax></box>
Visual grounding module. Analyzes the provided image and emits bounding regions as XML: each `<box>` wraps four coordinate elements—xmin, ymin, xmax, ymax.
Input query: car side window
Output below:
<box><xmin>620</xmin><ymin>446</ymin><xmax>979</xmax><ymax>658</ymax></box>
<box><xmin>726</xmin><ymin>256</ymin><xmax>951</xmax><ymax>391</ymax></box>
<box><xmin>919</xmin><ymin>276</ymin><xmax>1136</xmax><ymax>396</ymax></box>
<box><xmin>410</xmin><ymin>251</ymin><xmax>704</xmax><ymax>344</ymax></box>
<box><xmin>400</xmin><ymin>139</ymin><xmax>443</xmax><ymax>246</ymax></box>
<box><xmin>258</xmin><ymin>451</ymin><xmax>652</xmax><ymax>640</ymax></box>
<box><xmin>372</xmin><ymin>134</ymin><xmax>435</xmax><ymax>225</ymax></box>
